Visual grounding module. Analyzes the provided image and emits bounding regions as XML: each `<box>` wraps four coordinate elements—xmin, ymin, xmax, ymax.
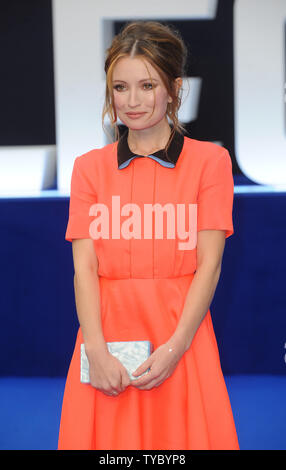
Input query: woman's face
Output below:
<box><xmin>111</xmin><ymin>56</ymin><xmax>172</xmax><ymax>131</ymax></box>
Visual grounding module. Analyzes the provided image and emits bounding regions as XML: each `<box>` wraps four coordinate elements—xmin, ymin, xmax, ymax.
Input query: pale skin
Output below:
<box><xmin>71</xmin><ymin>55</ymin><xmax>227</xmax><ymax>396</ymax></box>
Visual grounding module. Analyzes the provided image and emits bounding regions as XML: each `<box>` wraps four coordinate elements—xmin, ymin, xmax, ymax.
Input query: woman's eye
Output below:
<box><xmin>113</xmin><ymin>84</ymin><xmax>125</xmax><ymax>91</ymax></box>
<box><xmin>143</xmin><ymin>82</ymin><xmax>153</xmax><ymax>90</ymax></box>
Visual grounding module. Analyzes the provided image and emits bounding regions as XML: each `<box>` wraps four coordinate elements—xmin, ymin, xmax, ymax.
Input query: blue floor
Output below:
<box><xmin>0</xmin><ymin>375</ymin><xmax>285</xmax><ymax>450</ymax></box>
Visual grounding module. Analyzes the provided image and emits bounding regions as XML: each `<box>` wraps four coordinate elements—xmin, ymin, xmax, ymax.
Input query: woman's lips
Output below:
<box><xmin>126</xmin><ymin>112</ymin><xmax>146</xmax><ymax>119</ymax></box>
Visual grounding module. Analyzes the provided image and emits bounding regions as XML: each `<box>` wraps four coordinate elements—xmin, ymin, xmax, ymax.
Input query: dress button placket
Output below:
<box><xmin>129</xmin><ymin>158</ymin><xmax>156</xmax><ymax>279</ymax></box>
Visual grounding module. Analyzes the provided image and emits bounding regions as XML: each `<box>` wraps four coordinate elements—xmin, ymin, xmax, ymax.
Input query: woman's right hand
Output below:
<box><xmin>85</xmin><ymin>344</ymin><xmax>131</xmax><ymax>397</ymax></box>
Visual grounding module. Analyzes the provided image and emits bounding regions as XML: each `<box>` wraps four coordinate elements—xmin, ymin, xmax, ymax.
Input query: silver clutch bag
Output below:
<box><xmin>80</xmin><ymin>340</ymin><xmax>154</xmax><ymax>383</ymax></box>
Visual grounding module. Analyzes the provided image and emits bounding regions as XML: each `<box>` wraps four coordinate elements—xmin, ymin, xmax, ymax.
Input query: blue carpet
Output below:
<box><xmin>0</xmin><ymin>375</ymin><xmax>285</xmax><ymax>450</ymax></box>
<box><xmin>225</xmin><ymin>375</ymin><xmax>286</xmax><ymax>450</ymax></box>
<box><xmin>0</xmin><ymin>377</ymin><xmax>65</xmax><ymax>450</ymax></box>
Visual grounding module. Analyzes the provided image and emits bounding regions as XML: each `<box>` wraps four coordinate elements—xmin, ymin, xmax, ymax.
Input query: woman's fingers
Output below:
<box><xmin>121</xmin><ymin>370</ymin><xmax>131</xmax><ymax>389</ymax></box>
<box><xmin>131</xmin><ymin>357</ymin><xmax>152</xmax><ymax>378</ymax></box>
<box><xmin>103</xmin><ymin>366</ymin><xmax>131</xmax><ymax>396</ymax></box>
<box><xmin>131</xmin><ymin>367</ymin><xmax>161</xmax><ymax>388</ymax></box>
<box><xmin>89</xmin><ymin>352</ymin><xmax>132</xmax><ymax>396</ymax></box>
<box><xmin>104</xmin><ymin>390</ymin><xmax>119</xmax><ymax>397</ymax></box>
<box><xmin>134</xmin><ymin>372</ymin><xmax>167</xmax><ymax>390</ymax></box>
<box><xmin>102</xmin><ymin>368</ymin><xmax>169</xmax><ymax>393</ymax></box>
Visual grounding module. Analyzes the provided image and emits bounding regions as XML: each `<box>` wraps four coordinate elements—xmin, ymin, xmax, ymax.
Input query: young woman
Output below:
<box><xmin>58</xmin><ymin>21</ymin><xmax>240</xmax><ymax>450</ymax></box>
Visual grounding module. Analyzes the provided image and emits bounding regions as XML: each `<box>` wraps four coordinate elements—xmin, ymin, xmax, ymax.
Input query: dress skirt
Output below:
<box><xmin>58</xmin><ymin>273</ymin><xmax>240</xmax><ymax>450</ymax></box>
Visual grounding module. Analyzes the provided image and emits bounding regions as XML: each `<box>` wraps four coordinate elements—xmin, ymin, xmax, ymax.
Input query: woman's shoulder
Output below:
<box><xmin>73</xmin><ymin>140</ymin><xmax>118</xmax><ymax>171</ymax></box>
<box><xmin>181</xmin><ymin>134</ymin><xmax>231</xmax><ymax>176</ymax></box>
<box><xmin>182</xmin><ymin>135</ymin><xmax>233</xmax><ymax>186</ymax></box>
<box><xmin>183</xmin><ymin>134</ymin><xmax>230</xmax><ymax>160</ymax></box>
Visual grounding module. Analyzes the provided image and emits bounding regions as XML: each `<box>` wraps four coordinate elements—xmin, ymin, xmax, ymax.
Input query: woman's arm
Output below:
<box><xmin>170</xmin><ymin>229</ymin><xmax>225</xmax><ymax>351</ymax></box>
<box><xmin>72</xmin><ymin>239</ymin><xmax>131</xmax><ymax>395</ymax></box>
<box><xmin>131</xmin><ymin>230</ymin><xmax>226</xmax><ymax>390</ymax></box>
<box><xmin>72</xmin><ymin>239</ymin><xmax>105</xmax><ymax>350</ymax></box>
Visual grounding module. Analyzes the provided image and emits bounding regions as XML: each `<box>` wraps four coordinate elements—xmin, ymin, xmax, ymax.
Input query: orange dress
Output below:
<box><xmin>58</xmin><ymin>132</ymin><xmax>240</xmax><ymax>450</ymax></box>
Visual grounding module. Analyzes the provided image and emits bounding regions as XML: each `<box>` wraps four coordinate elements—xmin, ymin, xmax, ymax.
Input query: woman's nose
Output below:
<box><xmin>128</xmin><ymin>87</ymin><xmax>140</xmax><ymax>107</ymax></box>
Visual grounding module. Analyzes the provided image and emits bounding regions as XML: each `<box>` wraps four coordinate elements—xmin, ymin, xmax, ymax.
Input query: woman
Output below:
<box><xmin>58</xmin><ymin>21</ymin><xmax>240</xmax><ymax>450</ymax></box>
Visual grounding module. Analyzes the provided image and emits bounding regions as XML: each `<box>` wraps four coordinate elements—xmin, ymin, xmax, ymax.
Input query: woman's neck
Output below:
<box><xmin>127</xmin><ymin>119</ymin><xmax>172</xmax><ymax>156</ymax></box>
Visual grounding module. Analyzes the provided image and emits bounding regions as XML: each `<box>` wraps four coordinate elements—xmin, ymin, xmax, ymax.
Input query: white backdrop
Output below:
<box><xmin>52</xmin><ymin>0</ymin><xmax>218</xmax><ymax>193</ymax></box>
<box><xmin>1</xmin><ymin>0</ymin><xmax>286</xmax><ymax>194</ymax></box>
<box><xmin>234</xmin><ymin>0</ymin><xmax>286</xmax><ymax>185</ymax></box>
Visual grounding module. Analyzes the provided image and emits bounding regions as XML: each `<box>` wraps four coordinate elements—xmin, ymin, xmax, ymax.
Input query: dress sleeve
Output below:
<box><xmin>65</xmin><ymin>156</ymin><xmax>97</xmax><ymax>242</ymax></box>
<box><xmin>197</xmin><ymin>148</ymin><xmax>234</xmax><ymax>239</ymax></box>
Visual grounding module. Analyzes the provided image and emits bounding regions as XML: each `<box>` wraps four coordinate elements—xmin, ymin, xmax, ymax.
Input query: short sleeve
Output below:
<box><xmin>65</xmin><ymin>156</ymin><xmax>97</xmax><ymax>242</ymax></box>
<box><xmin>197</xmin><ymin>149</ymin><xmax>234</xmax><ymax>239</ymax></box>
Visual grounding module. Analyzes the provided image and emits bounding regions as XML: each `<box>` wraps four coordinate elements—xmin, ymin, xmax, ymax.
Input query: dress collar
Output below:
<box><xmin>117</xmin><ymin>129</ymin><xmax>184</xmax><ymax>170</ymax></box>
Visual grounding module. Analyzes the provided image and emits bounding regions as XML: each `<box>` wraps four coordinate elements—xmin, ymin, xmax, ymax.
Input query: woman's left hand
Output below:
<box><xmin>130</xmin><ymin>339</ymin><xmax>187</xmax><ymax>390</ymax></box>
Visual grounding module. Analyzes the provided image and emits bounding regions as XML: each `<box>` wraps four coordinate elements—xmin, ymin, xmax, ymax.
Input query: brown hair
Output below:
<box><xmin>102</xmin><ymin>21</ymin><xmax>188</xmax><ymax>146</ymax></box>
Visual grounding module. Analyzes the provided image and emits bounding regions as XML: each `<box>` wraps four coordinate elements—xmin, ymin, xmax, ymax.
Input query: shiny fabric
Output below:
<box><xmin>58</xmin><ymin>135</ymin><xmax>240</xmax><ymax>450</ymax></box>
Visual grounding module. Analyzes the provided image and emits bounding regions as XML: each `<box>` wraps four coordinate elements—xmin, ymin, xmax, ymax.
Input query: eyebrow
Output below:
<box><xmin>112</xmin><ymin>78</ymin><xmax>159</xmax><ymax>83</ymax></box>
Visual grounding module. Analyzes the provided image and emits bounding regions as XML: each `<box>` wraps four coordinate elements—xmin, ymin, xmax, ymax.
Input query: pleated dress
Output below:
<box><xmin>58</xmin><ymin>130</ymin><xmax>240</xmax><ymax>450</ymax></box>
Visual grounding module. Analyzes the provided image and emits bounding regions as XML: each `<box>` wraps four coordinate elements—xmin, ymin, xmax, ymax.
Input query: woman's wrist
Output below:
<box><xmin>168</xmin><ymin>329</ymin><xmax>192</xmax><ymax>356</ymax></box>
<box><xmin>84</xmin><ymin>336</ymin><xmax>108</xmax><ymax>356</ymax></box>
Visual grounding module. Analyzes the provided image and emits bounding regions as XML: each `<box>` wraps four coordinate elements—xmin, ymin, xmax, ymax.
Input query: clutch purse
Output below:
<box><xmin>80</xmin><ymin>340</ymin><xmax>154</xmax><ymax>383</ymax></box>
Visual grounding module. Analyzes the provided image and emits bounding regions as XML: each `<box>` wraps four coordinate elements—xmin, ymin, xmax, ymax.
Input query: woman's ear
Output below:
<box><xmin>175</xmin><ymin>77</ymin><xmax>183</xmax><ymax>95</ymax></box>
<box><xmin>168</xmin><ymin>77</ymin><xmax>183</xmax><ymax>104</ymax></box>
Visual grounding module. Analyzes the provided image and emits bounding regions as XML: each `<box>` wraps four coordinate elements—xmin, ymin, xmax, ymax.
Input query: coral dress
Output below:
<box><xmin>58</xmin><ymin>131</ymin><xmax>240</xmax><ymax>450</ymax></box>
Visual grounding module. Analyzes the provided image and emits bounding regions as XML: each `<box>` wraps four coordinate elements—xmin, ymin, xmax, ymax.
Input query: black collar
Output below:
<box><xmin>117</xmin><ymin>129</ymin><xmax>184</xmax><ymax>170</ymax></box>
